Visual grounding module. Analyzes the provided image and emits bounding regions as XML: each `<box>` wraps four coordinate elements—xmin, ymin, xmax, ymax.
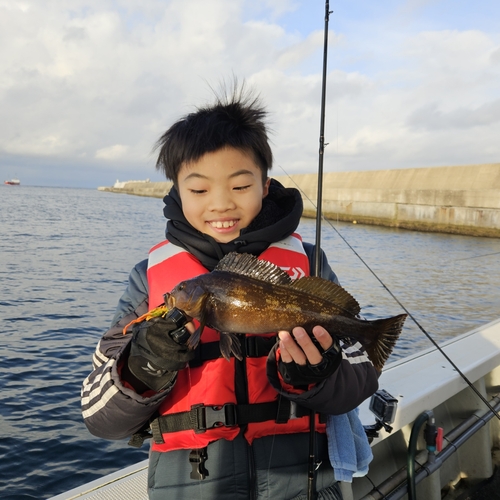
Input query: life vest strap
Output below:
<box><xmin>189</xmin><ymin>335</ymin><xmax>277</xmax><ymax>367</ymax></box>
<box><xmin>150</xmin><ymin>399</ymin><xmax>309</xmax><ymax>444</ymax></box>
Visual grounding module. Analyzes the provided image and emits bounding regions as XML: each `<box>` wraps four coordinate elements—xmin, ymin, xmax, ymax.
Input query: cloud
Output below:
<box><xmin>397</xmin><ymin>0</ymin><xmax>442</xmax><ymax>17</ymax></box>
<box><xmin>95</xmin><ymin>144</ymin><xmax>129</xmax><ymax>160</ymax></box>
<box><xmin>491</xmin><ymin>47</ymin><xmax>500</xmax><ymax>64</ymax></box>
<box><xmin>1</xmin><ymin>0</ymin><xmax>500</xmax><ymax>187</ymax></box>
<box><xmin>407</xmin><ymin>100</ymin><xmax>500</xmax><ymax>130</ymax></box>
<box><xmin>250</xmin><ymin>0</ymin><xmax>299</xmax><ymax>19</ymax></box>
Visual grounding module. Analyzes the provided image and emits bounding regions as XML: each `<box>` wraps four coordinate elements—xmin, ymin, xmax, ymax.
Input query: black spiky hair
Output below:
<box><xmin>154</xmin><ymin>81</ymin><xmax>273</xmax><ymax>184</ymax></box>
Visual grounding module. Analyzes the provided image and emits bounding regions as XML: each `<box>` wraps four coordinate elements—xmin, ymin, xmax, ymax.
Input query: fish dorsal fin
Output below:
<box><xmin>214</xmin><ymin>252</ymin><xmax>292</xmax><ymax>285</ymax></box>
<box><xmin>290</xmin><ymin>277</ymin><xmax>361</xmax><ymax>316</ymax></box>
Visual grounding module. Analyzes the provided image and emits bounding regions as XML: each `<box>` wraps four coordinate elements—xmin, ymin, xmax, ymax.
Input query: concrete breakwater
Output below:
<box><xmin>98</xmin><ymin>180</ymin><xmax>173</xmax><ymax>198</ymax></box>
<box><xmin>98</xmin><ymin>163</ymin><xmax>500</xmax><ymax>238</ymax></box>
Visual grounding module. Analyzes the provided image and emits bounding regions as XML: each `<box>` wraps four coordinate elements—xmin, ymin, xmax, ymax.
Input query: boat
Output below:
<box><xmin>48</xmin><ymin>317</ymin><xmax>500</xmax><ymax>500</ymax></box>
<box><xmin>4</xmin><ymin>178</ymin><xmax>20</xmax><ymax>185</ymax></box>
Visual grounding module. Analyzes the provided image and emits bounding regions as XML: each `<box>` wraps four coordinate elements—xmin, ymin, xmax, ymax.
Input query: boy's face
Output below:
<box><xmin>177</xmin><ymin>147</ymin><xmax>271</xmax><ymax>243</ymax></box>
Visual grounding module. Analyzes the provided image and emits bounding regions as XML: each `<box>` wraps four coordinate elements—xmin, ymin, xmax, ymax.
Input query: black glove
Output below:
<box><xmin>278</xmin><ymin>339</ymin><xmax>342</xmax><ymax>387</ymax></box>
<box><xmin>128</xmin><ymin>308</ymin><xmax>194</xmax><ymax>392</ymax></box>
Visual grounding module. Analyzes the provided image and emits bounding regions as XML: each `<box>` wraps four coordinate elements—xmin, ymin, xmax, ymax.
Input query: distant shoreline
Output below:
<box><xmin>98</xmin><ymin>163</ymin><xmax>500</xmax><ymax>238</ymax></box>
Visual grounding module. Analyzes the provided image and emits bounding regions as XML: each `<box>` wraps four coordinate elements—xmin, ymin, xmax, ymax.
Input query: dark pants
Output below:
<box><xmin>148</xmin><ymin>432</ymin><xmax>342</xmax><ymax>500</ymax></box>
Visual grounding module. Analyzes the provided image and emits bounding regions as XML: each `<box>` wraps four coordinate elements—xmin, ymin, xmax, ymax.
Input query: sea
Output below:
<box><xmin>1</xmin><ymin>185</ymin><xmax>499</xmax><ymax>500</ymax></box>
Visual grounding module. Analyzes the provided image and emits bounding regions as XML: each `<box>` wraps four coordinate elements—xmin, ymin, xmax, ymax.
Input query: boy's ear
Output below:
<box><xmin>263</xmin><ymin>177</ymin><xmax>271</xmax><ymax>198</ymax></box>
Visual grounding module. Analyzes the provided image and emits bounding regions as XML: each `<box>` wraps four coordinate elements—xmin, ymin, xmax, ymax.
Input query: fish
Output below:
<box><xmin>164</xmin><ymin>252</ymin><xmax>407</xmax><ymax>371</ymax></box>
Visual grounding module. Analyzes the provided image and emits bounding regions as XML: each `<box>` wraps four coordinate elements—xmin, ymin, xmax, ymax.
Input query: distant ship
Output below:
<box><xmin>4</xmin><ymin>178</ymin><xmax>20</xmax><ymax>185</ymax></box>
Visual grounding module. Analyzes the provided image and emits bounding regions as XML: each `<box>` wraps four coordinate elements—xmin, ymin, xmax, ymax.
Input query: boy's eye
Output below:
<box><xmin>233</xmin><ymin>184</ymin><xmax>251</xmax><ymax>191</ymax></box>
<box><xmin>190</xmin><ymin>189</ymin><xmax>207</xmax><ymax>194</ymax></box>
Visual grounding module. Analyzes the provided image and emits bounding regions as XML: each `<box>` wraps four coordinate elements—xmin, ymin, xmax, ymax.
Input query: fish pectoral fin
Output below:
<box><xmin>290</xmin><ymin>277</ymin><xmax>361</xmax><ymax>316</ymax></box>
<box><xmin>187</xmin><ymin>314</ymin><xmax>207</xmax><ymax>351</ymax></box>
<box><xmin>220</xmin><ymin>332</ymin><xmax>242</xmax><ymax>362</ymax></box>
<box><xmin>187</xmin><ymin>304</ymin><xmax>210</xmax><ymax>351</ymax></box>
<box><xmin>187</xmin><ymin>326</ymin><xmax>202</xmax><ymax>350</ymax></box>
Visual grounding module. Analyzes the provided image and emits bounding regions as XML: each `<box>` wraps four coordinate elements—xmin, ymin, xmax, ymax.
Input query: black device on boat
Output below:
<box><xmin>369</xmin><ymin>389</ymin><xmax>398</xmax><ymax>425</ymax></box>
<box><xmin>364</xmin><ymin>389</ymin><xmax>398</xmax><ymax>442</ymax></box>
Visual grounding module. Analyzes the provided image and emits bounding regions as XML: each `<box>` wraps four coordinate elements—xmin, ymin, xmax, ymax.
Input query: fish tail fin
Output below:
<box><xmin>365</xmin><ymin>313</ymin><xmax>407</xmax><ymax>371</ymax></box>
<box><xmin>220</xmin><ymin>333</ymin><xmax>242</xmax><ymax>362</ymax></box>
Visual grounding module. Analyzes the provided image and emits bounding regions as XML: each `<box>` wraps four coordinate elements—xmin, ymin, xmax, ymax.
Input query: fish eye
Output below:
<box><xmin>178</xmin><ymin>283</ymin><xmax>185</xmax><ymax>291</ymax></box>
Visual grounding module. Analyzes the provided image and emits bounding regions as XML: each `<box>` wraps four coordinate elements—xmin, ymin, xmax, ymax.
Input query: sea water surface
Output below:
<box><xmin>1</xmin><ymin>185</ymin><xmax>499</xmax><ymax>499</ymax></box>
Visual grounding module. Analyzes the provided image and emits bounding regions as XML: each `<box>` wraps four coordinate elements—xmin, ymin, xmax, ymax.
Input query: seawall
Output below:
<box><xmin>98</xmin><ymin>163</ymin><xmax>500</xmax><ymax>238</ymax></box>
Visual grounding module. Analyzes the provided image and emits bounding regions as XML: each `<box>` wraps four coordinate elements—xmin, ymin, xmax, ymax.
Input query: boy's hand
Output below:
<box><xmin>127</xmin><ymin>308</ymin><xmax>196</xmax><ymax>392</ymax></box>
<box><xmin>277</xmin><ymin>326</ymin><xmax>341</xmax><ymax>386</ymax></box>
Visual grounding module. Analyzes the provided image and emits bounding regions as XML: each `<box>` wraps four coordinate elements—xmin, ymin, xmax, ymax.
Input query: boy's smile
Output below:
<box><xmin>177</xmin><ymin>147</ymin><xmax>271</xmax><ymax>244</ymax></box>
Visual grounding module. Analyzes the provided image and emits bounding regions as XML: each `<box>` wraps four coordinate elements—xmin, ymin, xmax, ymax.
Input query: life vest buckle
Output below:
<box><xmin>189</xmin><ymin>447</ymin><xmax>209</xmax><ymax>480</ymax></box>
<box><xmin>195</xmin><ymin>403</ymin><xmax>237</xmax><ymax>433</ymax></box>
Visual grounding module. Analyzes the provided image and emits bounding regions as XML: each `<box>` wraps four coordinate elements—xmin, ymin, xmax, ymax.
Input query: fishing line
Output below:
<box><xmin>276</xmin><ymin>163</ymin><xmax>500</xmax><ymax>421</ymax></box>
<box><xmin>454</xmin><ymin>250</ymin><xmax>500</xmax><ymax>261</ymax></box>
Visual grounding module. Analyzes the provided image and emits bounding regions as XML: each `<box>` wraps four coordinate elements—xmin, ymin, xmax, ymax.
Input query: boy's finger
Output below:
<box><xmin>311</xmin><ymin>325</ymin><xmax>333</xmax><ymax>351</ymax></box>
<box><xmin>290</xmin><ymin>327</ymin><xmax>323</xmax><ymax>366</ymax></box>
<box><xmin>278</xmin><ymin>331</ymin><xmax>306</xmax><ymax>365</ymax></box>
<box><xmin>279</xmin><ymin>342</ymin><xmax>293</xmax><ymax>363</ymax></box>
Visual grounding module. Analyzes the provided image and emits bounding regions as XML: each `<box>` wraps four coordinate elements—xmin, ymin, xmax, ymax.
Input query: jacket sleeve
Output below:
<box><xmin>266</xmin><ymin>243</ymin><xmax>379</xmax><ymax>415</ymax></box>
<box><xmin>81</xmin><ymin>259</ymin><xmax>173</xmax><ymax>440</ymax></box>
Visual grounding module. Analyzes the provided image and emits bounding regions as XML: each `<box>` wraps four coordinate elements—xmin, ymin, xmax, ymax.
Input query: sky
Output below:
<box><xmin>1</xmin><ymin>0</ymin><xmax>500</xmax><ymax>188</ymax></box>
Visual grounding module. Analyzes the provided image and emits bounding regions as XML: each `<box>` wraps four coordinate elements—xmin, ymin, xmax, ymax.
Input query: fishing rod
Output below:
<box><xmin>308</xmin><ymin>2</ymin><xmax>333</xmax><ymax>500</ymax></box>
<box><xmin>314</xmin><ymin>0</ymin><xmax>332</xmax><ymax>278</ymax></box>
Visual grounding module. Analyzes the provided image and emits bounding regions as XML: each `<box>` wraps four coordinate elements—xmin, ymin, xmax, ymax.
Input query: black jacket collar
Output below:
<box><xmin>163</xmin><ymin>179</ymin><xmax>303</xmax><ymax>270</ymax></box>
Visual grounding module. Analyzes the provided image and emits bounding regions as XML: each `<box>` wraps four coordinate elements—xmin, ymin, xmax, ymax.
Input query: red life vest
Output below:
<box><xmin>147</xmin><ymin>234</ymin><xmax>326</xmax><ymax>452</ymax></box>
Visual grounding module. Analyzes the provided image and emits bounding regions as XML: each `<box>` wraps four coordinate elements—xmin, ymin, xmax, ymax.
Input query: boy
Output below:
<box><xmin>82</xmin><ymin>87</ymin><xmax>379</xmax><ymax>499</ymax></box>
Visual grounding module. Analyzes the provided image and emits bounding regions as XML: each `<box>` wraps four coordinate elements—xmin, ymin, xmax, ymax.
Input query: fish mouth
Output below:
<box><xmin>164</xmin><ymin>293</ymin><xmax>175</xmax><ymax>309</ymax></box>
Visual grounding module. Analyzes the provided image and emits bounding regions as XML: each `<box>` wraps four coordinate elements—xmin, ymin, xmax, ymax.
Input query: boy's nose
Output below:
<box><xmin>208</xmin><ymin>192</ymin><xmax>236</xmax><ymax>212</ymax></box>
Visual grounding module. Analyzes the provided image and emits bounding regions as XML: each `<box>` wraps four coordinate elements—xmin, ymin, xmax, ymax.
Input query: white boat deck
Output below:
<box><xmin>49</xmin><ymin>318</ymin><xmax>500</xmax><ymax>500</ymax></box>
<box><xmin>49</xmin><ymin>460</ymin><xmax>148</xmax><ymax>500</ymax></box>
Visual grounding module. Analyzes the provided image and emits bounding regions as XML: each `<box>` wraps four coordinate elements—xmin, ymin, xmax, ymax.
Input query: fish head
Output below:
<box><xmin>165</xmin><ymin>279</ymin><xmax>207</xmax><ymax>320</ymax></box>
